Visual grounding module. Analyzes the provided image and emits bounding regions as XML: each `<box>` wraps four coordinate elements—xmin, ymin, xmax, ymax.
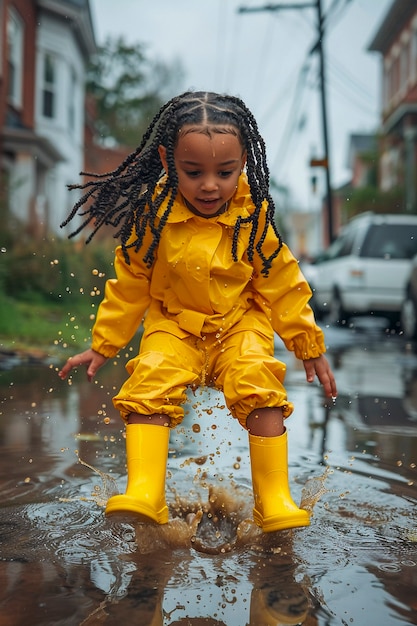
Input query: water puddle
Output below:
<box><xmin>1</xmin><ymin>330</ymin><xmax>417</xmax><ymax>624</ymax></box>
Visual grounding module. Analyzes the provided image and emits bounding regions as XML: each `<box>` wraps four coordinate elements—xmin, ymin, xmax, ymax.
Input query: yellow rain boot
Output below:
<box><xmin>249</xmin><ymin>430</ymin><xmax>310</xmax><ymax>532</ymax></box>
<box><xmin>105</xmin><ymin>423</ymin><xmax>169</xmax><ymax>523</ymax></box>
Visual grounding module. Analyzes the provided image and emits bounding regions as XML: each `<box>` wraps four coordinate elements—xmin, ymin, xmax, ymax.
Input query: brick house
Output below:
<box><xmin>369</xmin><ymin>0</ymin><xmax>417</xmax><ymax>213</ymax></box>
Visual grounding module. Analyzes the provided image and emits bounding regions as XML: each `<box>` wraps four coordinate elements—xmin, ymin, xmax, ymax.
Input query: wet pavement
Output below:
<box><xmin>0</xmin><ymin>320</ymin><xmax>416</xmax><ymax>625</ymax></box>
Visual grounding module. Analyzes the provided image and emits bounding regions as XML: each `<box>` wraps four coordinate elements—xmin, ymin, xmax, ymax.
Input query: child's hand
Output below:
<box><xmin>58</xmin><ymin>349</ymin><xmax>108</xmax><ymax>382</ymax></box>
<box><xmin>303</xmin><ymin>355</ymin><xmax>337</xmax><ymax>399</ymax></box>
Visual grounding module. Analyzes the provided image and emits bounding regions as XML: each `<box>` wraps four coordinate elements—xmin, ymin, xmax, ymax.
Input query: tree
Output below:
<box><xmin>87</xmin><ymin>36</ymin><xmax>185</xmax><ymax>148</ymax></box>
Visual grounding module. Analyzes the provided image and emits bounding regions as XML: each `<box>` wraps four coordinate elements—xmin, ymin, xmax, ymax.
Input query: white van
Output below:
<box><xmin>305</xmin><ymin>212</ymin><xmax>417</xmax><ymax>326</ymax></box>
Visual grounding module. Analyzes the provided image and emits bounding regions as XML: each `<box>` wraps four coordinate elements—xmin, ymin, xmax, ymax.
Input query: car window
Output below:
<box><xmin>337</xmin><ymin>228</ymin><xmax>358</xmax><ymax>257</ymax></box>
<box><xmin>320</xmin><ymin>226</ymin><xmax>358</xmax><ymax>261</ymax></box>
<box><xmin>360</xmin><ymin>224</ymin><xmax>417</xmax><ymax>259</ymax></box>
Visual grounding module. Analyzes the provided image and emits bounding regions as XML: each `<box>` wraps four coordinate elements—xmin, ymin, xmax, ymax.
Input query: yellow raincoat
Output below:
<box><xmin>91</xmin><ymin>174</ymin><xmax>326</xmax><ymax>427</ymax></box>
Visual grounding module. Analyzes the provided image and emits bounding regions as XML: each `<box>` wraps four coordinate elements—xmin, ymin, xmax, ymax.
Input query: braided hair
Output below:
<box><xmin>61</xmin><ymin>91</ymin><xmax>283</xmax><ymax>276</ymax></box>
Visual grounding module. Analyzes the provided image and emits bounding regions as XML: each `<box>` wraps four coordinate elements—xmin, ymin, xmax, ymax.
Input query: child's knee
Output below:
<box><xmin>115</xmin><ymin>399</ymin><xmax>185</xmax><ymax>427</ymax></box>
<box><xmin>228</xmin><ymin>397</ymin><xmax>294</xmax><ymax>430</ymax></box>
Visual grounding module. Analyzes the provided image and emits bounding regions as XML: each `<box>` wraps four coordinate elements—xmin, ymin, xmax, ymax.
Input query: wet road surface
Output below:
<box><xmin>0</xmin><ymin>320</ymin><xmax>416</xmax><ymax>625</ymax></box>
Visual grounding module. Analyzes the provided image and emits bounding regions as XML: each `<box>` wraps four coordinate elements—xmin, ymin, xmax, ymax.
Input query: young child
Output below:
<box><xmin>58</xmin><ymin>91</ymin><xmax>337</xmax><ymax>533</ymax></box>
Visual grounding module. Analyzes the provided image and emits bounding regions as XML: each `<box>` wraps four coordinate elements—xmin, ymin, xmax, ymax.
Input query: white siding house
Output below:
<box><xmin>35</xmin><ymin>1</ymin><xmax>95</xmax><ymax>235</ymax></box>
<box><xmin>2</xmin><ymin>0</ymin><xmax>96</xmax><ymax>238</ymax></box>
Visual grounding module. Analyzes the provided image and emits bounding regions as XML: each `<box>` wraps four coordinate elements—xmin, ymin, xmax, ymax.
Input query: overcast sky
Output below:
<box><xmin>90</xmin><ymin>0</ymin><xmax>392</xmax><ymax>211</ymax></box>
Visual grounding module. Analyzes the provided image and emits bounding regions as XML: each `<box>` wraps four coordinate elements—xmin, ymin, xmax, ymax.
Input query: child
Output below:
<box><xmin>58</xmin><ymin>91</ymin><xmax>337</xmax><ymax>533</ymax></box>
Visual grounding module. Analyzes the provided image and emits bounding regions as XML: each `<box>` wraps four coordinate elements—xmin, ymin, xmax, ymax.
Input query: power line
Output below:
<box><xmin>239</xmin><ymin>0</ymin><xmax>336</xmax><ymax>243</ymax></box>
<box><xmin>271</xmin><ymin>61</ymin><xmax>314</xmax><ymax>176</ymax></box>
<box><xmin>258</xmin><ymin>63</ymin><xmax>309</xmax><ymax>127</ymax></box>
<box><xmin>219</xmin><ymin>4</ymin><xmax>245</xmax><ymax>93</ymax></box>
<box><xmin>322</xmin><ymin>0</ymin><xmax>352</xmax><ymax>29</ymax></box>
<box><xmin>327</xmin><ymin>64</ymin><xmax>378</xmax><ymax>118</ymax></box>
<box><xmin>328</xmin><ymin>55</ymin><xmax>376</xmax><ymax>105</ymax></box>
<box><xmin>250</xmin><ymin>16</ymin><xmax>277</xmax><ymax>96</ymax></box>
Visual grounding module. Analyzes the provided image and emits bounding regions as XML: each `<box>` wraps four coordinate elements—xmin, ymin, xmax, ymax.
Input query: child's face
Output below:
<box><xmin>159</xmin><ymin>126</ymin><xmax>246</xmax><ymax>217</ymax></box>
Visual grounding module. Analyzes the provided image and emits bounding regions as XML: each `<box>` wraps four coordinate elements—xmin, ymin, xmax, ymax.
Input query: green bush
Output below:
<box><xmin>1</xmin><ymin>238</ymin><xmax>114</xmax><ymax>305</ymax></box>
<box><xmin>0</xmin><ymin>236</ymin><xmax>116</xmax><ymax>350</ymax></box>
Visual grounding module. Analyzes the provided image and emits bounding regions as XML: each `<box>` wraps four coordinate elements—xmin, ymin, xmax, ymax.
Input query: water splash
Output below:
<box><xmin>59</xmin><ymin>453</ymin><xmax>119</xmax><ymax>507</ymax></box>
<box><xmin>63</xmin><ymin>456</ymin><xmax>331</xmax><ymax>555</ymax></box>
<box><xmin>300</xmin><ymin>466</ymin><xmax>332</xmax><ymax>512</ymax></box>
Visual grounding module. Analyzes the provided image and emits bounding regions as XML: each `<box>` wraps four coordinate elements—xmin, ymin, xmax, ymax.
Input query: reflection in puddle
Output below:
<box><xmin>0</xmin><ymin>330</ymin><xmax>417</xmax><ymax>624</ymax></box>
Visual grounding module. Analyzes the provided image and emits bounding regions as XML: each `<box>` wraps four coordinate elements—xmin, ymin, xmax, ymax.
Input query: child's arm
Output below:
<box><xmin>253</xmin><ymin>241</ymin><xmax>325</xmax><ymax>358</ymax></box>
<box><xmin>251</xmin><ymin>211</ymin><xmax>337</xmax><ymax>397</ymax></box>
<box><xmin>303</xmin><ymin>354</ymin><xmax>337</xmax><ymax>398</ymax></box>
<box><xmin>58</xmin><ymin>348</ymin><xmax>108</xmax><ymax>382</ymax></box>
<box><xmin>90</xmin><ymin>242</ymin><xmax>153</xmax><ymax>358</ymax></box>
<box><xmin>59</xmin><ymin>234</ymin><xmax>153</xmax><ymax>381</ymax></box>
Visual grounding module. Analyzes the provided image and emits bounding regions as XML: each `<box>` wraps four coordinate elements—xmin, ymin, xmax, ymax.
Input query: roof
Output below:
<box><xmin>368</xmin><ymin>0</ymin><xmax>417</xmax><ymax>52</ymax></box>
<box><xmin>1</xmin><ymin>127</ymin><xmax>65</xmax><ymax>168</ymax></box>
<box><xmin>36</xmin><ymin>0</ymin><xmax>96</xmax><ymax>57</ymax></box>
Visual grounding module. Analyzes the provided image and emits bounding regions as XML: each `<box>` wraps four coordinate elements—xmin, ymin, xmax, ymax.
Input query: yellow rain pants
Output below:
<box><xmin>113</xmin><ymin>323</ymin><xmax>292</xmax><ymax>429</ymax></box>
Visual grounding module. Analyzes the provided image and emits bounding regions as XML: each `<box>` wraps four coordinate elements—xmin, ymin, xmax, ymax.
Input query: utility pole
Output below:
<box><xmin>239</xmin><ymin>0</ymin><xmax>335</xmax><ymax>244</ymax></box>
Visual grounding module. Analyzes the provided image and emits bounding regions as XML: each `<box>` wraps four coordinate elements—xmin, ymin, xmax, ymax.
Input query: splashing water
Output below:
<box><xmin>300</xmin><ymin>466</ymin><xmax>332</xmax><ymax>512</ymax></box>
<box><xmin>67</xmin><ymin>455</ymin><xmax>331</xmax><ymax>555</ymax></box>
<box><xmin>59</xmin><ymin>453</ymin><xmax>119</xmax><ymax>507</ymax></box>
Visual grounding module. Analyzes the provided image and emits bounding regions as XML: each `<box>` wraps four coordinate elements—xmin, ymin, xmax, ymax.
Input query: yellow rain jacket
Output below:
<box><xmin>91</xmin><ymin>174</ymin><xmax>326</xmax><ymax>424</ymax></box>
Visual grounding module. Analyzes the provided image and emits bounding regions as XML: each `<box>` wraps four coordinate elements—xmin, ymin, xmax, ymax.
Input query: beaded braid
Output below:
<box><xmin>61</xmin><ymin>91</ymin><xmax>283</xmax><ymax>275</ymax></box>
<box><xmin>224</xmin><ymin>94</ymin><xmax>283</xmax><ymax>275</ymax></box>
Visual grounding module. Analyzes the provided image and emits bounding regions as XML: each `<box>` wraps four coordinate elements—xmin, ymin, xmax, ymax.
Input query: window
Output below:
<box><xmin>383</xmin><ymin>63</ymin><xmax>390</xmax><ymax>110</ymax></box>
<box><xmin>400</xmin><ymin>41</ymin><xmax>410</xmax><ymax>91</ymax></box>
<box><xmin>361</xmin><ymin>224</ymin><xmax>417</xmax><ymax>259</ymax></box>
<box><xmin>68</xmin><ymin>66</ymin><xmax>76</xmax><ymax>131</ymax></box>
<box><xmin>42</xmin><ymin>53</ymin><xmax>56</xmax><ymax>118</ymax></box>
<box><xmin>392</xmin><ymin>55</ymin><xmax>400</xmax><ymax>97</ymax></box>
<box><xmin>323</xmin><ymin>229</ymin><xmax>355</xmax><ymax>261</ymax></box>
<box><xmin>411</xmin><ymin>28</ymin><xmax>417</xmax><ymax>83</ymax></box>
<box><xmin>7</xmin><ymin>8</ymin><xmax>24</xmax><ymax>107</ymax></box>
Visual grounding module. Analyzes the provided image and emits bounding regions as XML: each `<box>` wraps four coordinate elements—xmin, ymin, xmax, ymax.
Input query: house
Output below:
<box><xmin>0</xmin><ymin>0</ymin><xmax>96</xmax><ymax>239</ymax></box>
<box><xmin>369</xmin><ymin>0</ymin><xmax>417</xmax><ymax>212</ymax></box>
<box><xmin>347</xmin><ymin>133</ymin><xmax>377</xmax><ymax>189</ymax></box>
<box><xmin>330</xmin><ymin>133</ymin><xmax>378</xmax><ymax>226</ymax></box>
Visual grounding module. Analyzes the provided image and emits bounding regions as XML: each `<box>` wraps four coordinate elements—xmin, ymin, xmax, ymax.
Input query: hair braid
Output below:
<box><xmin>62</xmin><ymin>91</ymin><xmax>282</xmax><ymax>274</ymax></box>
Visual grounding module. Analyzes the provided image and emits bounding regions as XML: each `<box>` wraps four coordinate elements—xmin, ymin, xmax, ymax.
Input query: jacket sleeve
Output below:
<box><xmin>252</xmin><ymin>214</ymin><xmax>326</xmax><ymax>360</ymax></box>
<box><xmin>91</xmin><ymin>244</ymin><xmax>152</xmax><ymax>358</ymax></box>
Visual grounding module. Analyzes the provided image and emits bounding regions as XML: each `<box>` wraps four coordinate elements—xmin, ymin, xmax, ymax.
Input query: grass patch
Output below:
<box><xmin>0</xmin><ymin>235</ymin><xmax>115</xmax><ymax>355</ymax></box>
<box><xmin>0</xmin><ymin>294</ymin><xmax>95</xmax><ymax>354</ymax></box>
